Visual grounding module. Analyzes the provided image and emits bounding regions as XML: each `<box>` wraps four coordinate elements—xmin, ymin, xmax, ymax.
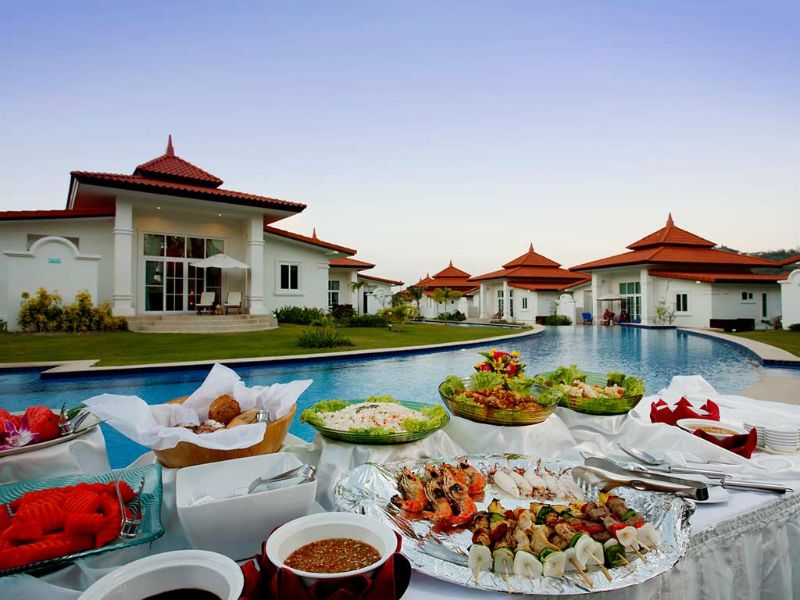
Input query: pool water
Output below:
<box><xmin>0</xmin><ymin>327</ymin><xmax>787</xmax><ymax>468</ymax></box>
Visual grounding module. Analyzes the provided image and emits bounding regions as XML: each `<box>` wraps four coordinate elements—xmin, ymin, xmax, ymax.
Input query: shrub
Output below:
<box><xmin>342</xmin><ymin>314</ymin><xmax>389</xmax><ymax>327</ymax></box>
<box><xmin>772</xmin><ymin>316</ymin><xmax>783</xmax><ymax>330</ymax></box>
<box><xmin>789</xmin><ymin>323</ymin><xmax>800</xmax><ymax>332</ymax></box>
<box><xmin>543</xmin><ymin>315</ymin><xmax>572</xmax><ymax>326</ymax></box>
<box><xmin>310</xmin><ymin>315</ymin><xmax>336</xmax><ymax>327</ymax></box>
<box><xmin>436</xmin><ymin>310</ymin><xmax>466</xmax><ymax>321</ymax></box>
<box><xmin>490</xmin><ymin>319</ymin><xmax>510</xmax><ymax>324</ymax></box>
<box><xmin>296</xmin><ymin>326</ymin><xmax>354</xmax><ymax>348</ymax></box>
<box><xmin>18</xmin><ymin>289</ymin><xmax>126</xmax><ymax>332</ymax></box>
<box><xmin>273</xmin><ymin>306</ymin><xmax>327</xmax><ymax>325</ymax></box>
<box><xmin>378</xmin><ymin>304</ymin><xmax>418</xmax><ymax>324</ymax></box>
<box><xmin>18</xmin><ymin>289</ymin><xmax>63</xmax><ymax>332</ymax></box>
<box><xmin>331</xmin><ymin>304</ymin><xmax>355</xmax><ymax>320</ymax></box>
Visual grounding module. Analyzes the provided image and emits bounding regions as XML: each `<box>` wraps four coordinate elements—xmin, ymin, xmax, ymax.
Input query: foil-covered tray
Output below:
<box><xmin>335</xmin><ymin>454</ymin><xmax>694</xmax><ymax>595</ymax></box>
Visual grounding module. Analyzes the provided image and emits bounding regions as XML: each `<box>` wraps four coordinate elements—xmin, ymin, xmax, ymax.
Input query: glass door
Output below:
<box><xmin>165</xmin><ymin>261</ymin><xmax>185</xmax><ymax>312</ymax></box>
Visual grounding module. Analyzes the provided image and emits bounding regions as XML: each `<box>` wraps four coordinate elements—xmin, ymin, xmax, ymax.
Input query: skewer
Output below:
<box><xmin>588</xmin><ymin>554</ymin><xmax>612</xmax><ymax>581</ymax></box>
<box><xmin>569</xmin><ymin>558</ymin><xmax>593</xmax><ymax>588</ymax></box>
<box><xmin>504</xmin><ymin>567</ymin><xmax>511</xmax><ymax>593</ymax></box>
<box><xmin>619</xmin><ymin>554</ymin><xmax>636</xmax><ymax>572</ymax></box>
<box><xmin>631</xmin><ymin>546</ymin><xmax>647</xmax><ymax>562</ymax></box>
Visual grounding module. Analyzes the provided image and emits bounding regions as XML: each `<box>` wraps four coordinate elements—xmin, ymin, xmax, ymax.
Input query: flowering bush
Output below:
<box><xmin>474</xmin><ymin>349</ymin><xmax>526</xmax><ymax>380</ymax></box>
<box><xmin>18</xmin><ymin>289</ymin><xmax>126</xmax><ymax>332</ymax></box>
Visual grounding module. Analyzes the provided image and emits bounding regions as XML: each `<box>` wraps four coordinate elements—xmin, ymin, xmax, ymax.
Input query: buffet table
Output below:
<box><xmin>3</xmin><ymin>377</ymin><xmax>800</xmax><ymax>599</ymax></box>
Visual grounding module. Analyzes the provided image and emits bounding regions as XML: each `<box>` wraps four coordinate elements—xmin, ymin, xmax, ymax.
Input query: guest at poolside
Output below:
<box><xmin>603</xmin><ymin>308</ymin><xmax>614</xmax><ymax>326</ymax></box>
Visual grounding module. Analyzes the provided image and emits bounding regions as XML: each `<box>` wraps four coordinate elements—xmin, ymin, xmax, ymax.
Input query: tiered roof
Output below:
<box><xmin>329</xmin><ymin>257</ymin><xmax>376</xmax><ymax>270</ymax></box>
<box><xmin>471</xmin><ymin>244</ymin><xmax>589</xmax><ymax>291</ymax></box>
<box><xmin>571</xmin><ymin>214</ymin><xmax>786</xmax><ymax>282</ymax></box>
<box><xmin>414</xmin><ymin>261</ymin><xmax>479</xmax><ymax>295</ymax></box>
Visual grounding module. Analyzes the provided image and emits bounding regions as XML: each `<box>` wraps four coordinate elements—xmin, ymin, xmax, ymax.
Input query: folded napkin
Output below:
<box><xmin>240</xmin><ymin>534</ymin><xmax>410</xmax><ymax>600</ymax></box>
<box><xmin>650</xmin><ymin>397</ymin><xmax>720</xmax><ymax>426</ymax></box>
<box><xmin>693</xmin><ymin>427</ymin><xmax>758</xmax><ymax>459</ymax></box>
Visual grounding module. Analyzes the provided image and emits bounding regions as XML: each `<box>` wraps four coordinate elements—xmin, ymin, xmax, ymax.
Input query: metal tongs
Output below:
<box><xmin>58</xmin><ymin>404</ymin><xmax>92</xmax><ymax>435</ymax></box>
<box><xmin>573</xmin><ymin>462</ymin><xmax>709</xmax><ymax>500</ymax></box>
<box><xmin>116</xmin><ymin>477</ymin><xmax>145</xmax><ymax>539</ymax></box>
<box><xmin>247</xmin><ymin>464</ymin><xmax>316</xmax><ymax>495</ymax></box>
<box><xmin>581</xmin><ymin>458</ymin><xmax>710</xmax><ymax>500</ymax></box>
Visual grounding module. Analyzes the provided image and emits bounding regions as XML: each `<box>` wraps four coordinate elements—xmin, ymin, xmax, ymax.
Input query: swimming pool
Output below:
<box><xmin>0</xmin><ymin>327</ymin><xmax>792</xmax><ymax>468</ymax></box>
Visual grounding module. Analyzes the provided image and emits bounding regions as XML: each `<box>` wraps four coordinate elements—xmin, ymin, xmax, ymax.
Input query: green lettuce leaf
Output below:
<box><xmin>299</xmin><ymin>399</ymin><xmax>351</xmax><ymax>427</ymax></box>
<box><xmin>440</xmin><ymin>375</ymin><xmax>466</xmax><ymax>397</ymax></box>
<box><xmin>535</xmin><ymin>386</ymin><xmax>563</xmax><ymax>407</ymax></box>
<box><xmin>469</xmin><ymin>371</ymin><xmax>505</xmax><ymax>391</ymax></box>
<box><xmin>606</xmin><ymin>372</ymin><xmax>626</xmax><ymax>387</ymax></box>
<box><xmin>506</xmin><ymin>376</ymin><xmax>535</xmax><ymax>396</ymax></box>
<box><xmin>621</xmin><ymin>375</ymin><xmax>645</xmax><ymax>397</ymax></box>
<box><xmin>365</xmin><ymin>394</ymin><xmax>399</xmax><ymax>404</ymax></box>
<box><xmin>551</xmin><ymin>364</ymin><xmax>587</xmax><ymax>385</ymax></box>
<box><xmin>402</xmin><ymin>405</ymin><xmax>448</xmax><ymax>432</ymax></box>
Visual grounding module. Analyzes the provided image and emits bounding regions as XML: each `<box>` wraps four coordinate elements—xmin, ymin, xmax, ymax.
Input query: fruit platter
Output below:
<box><xmin>300</xmin><ymin>395</ymin><xmax>449</xmax><ymax>444</ymax></box>
<box><xmin>534</xmin><ymin>365</ymin><xmax>645</xmax><ymax>415</ymax></box>
<box><xmin>438</xmin><ymin>351</ymin><xmax>561</xmax><ymax>426</ymax></box>
<box><xmin>0</xmin><ymin>404</ymin><xmax>100</xmax><ymax>457</ymax></box>
<box><xmin>335</xmin><ymin>454</ymin><xmax>692</xmax><ymax>594</ymax></box>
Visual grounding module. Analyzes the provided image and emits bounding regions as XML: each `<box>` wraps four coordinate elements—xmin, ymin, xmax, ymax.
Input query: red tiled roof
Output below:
<box><xmin>433</xmin><ymin>261</ymin><xmax>471</xmax><ymax>278</ymax></box>
<box><xmin>414</xmin><ymin>274</ymin><xmax>435</xmax><ymax>287</ymax></box>
<box><xmin>359</xmin><ymin>273</ymin><xmax>404</xmax><ymax>286</ymax></box>
<box><xmin>627</xmin><ymin>213</ymin><xmax>715</xmax><ymax>249</ymax></box>
<box><xmin>649</xmin><ymin>270</ymin><xmax>788</xmax><ymax>283</ymax></box>
<box><xmin>778</xmin><ymin>255</ymin><xmax>800</xmax><ymax>266</ymax></box>
<box><xmin>571</xmin><ymin>245</ymin><xmax>779</xmax><ymax>271</ymax></box>
<box><xmin>509</xmin><ymin>281</ymin><xmax>583</xmax><ymax>292</ymax></box>
<box><xmin>72</xmin><ymin>172</ymin><xmax>305</xmax><ymax>212</ymax></box>
<box><xmin>133</xmin><ymin>135</ymin><xmax>223</xmax><ymax>187</ymax></box>
<box><xmin>0</xmin><ymin>208</ymin><xmax>115</xmax><ymax>221</ymax></box>
<box><xmin>329</xmin><ymin>257</ymin><xmax>375</xmax><ymax>270</ymax></box>
<box><xmin>502</xmin><ymin>243</ymin><xmax>560</xmax><ymax>268</ymax></box>
<box><xmin>418</xmin><ymin>261</ymin><xmax>477</xmax><ymax>293</ymax></box>
<box><xmin>264</xmin><ymin>225</ymin><xmax>356</xmax><ymax>255</ymax></box>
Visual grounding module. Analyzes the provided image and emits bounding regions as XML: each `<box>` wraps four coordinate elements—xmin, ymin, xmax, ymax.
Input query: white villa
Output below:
<box><xmin>571</xmin><ymin>215</ymin><xmax>795</xmax><ymax>329</ymax></box>
<box><xmin>0</xmin><ymin>138</ymin><xmax>395</xmax><ymax>330</ymax></box>
<box><xmin>473</xmin><ymin>244</ymin><xmax>589</xmax><ymax>324</ymax></box>
<box><xmin>412</xmin><ymin>262</ymin><xmax>480</xmax><ymax>319</ymax></box>
<box><xmin>328</xmin><ymin>257</ymin><xmax>403</xmax><ymax>315</ymax></box>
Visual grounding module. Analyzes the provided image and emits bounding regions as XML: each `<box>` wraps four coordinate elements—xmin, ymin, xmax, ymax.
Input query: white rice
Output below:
<box><xmin>318</xmin><ymin>402</ymin><xmax>425</xmax><ymax>432</ymax></box>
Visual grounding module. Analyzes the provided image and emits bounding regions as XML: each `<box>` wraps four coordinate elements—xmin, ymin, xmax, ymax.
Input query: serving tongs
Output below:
<box><xmin>58</xmin><ymin>404</ymin><xmax>93</xmax><ymax>435</ymax></box>
<box><xmin>583</xmin><ymin>458</ymin><xmax>710</xmax><ymax>500</ymax></box>
<box><xmin>572</xmin><ymin>464</ymin><xmax>709</xmax><ymax>500</ymax></box>
<box><xmin>247</xmin><ymin>464</ymin><xmax>316</xmax><ymax>494</ymax></box>
<box><xmin>115</xmin><ymin>477</ymin><xmax>145</xmax><ymax>539</ymax></box>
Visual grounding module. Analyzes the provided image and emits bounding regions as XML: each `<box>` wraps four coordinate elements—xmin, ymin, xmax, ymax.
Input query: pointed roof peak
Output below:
<box><xmin>133</xmin><ymin>138</ymin><xmax>224</xmax><ymax>188</ymax></box>
<box><xmin>529</xmin><ymin>242</ymin><xmax>534</xmax><ymax>252</ymax></box>
<box><xmin>166</xmin><ymin>134</ymin><xmax>175</xmax><ymax>157</ymax></box>
<box><xmin>627</xmin><ymin>214</ymin><xmax>715</xmax><ymax>249</ymax></box>
<box><xmin>312</xmin><ymin>228</ymin><xmax>318</xmax><ymax>239</ymax></box>
<box><xmin>501</xmin><ymin>243</ymin><xmax>560</xmax><ymax>268</ymax></box>
<box><xmin>448</xmin><ymin>259</ymin><xmax>453</xmax><ymax>267</ymax></box>
<box><xmin>666</xmin><ymin>212</ymin><xmax>674</xmax><ymax>227</ymax></box>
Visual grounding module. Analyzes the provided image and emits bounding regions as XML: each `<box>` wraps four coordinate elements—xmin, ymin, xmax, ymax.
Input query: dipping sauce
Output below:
<box><xmin>697</xmin><ymin>426</ymin><xmax>737</xmax><ymax>436</ymax></box>
<box><xmin>143</xmin><ymin>590</ymin><xmax>221</xmax><ymax>600</ymax></box>
<box><xmin>284</xmin><ymin>538</ymin><xmax>381</xmax><ymax>573</ymax></box>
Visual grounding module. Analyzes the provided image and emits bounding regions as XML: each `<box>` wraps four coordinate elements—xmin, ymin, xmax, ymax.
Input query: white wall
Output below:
<box><xmin>653</xmin><ymin>278</ymin><xmax>713</xmax><ymax>328</ymax></box>
<box><xmin>710</xmin><ymin>283</ymin><xmax>781</xmax><ymax>328</ymax></box>
<box><xmin>363</xmin><ymin>283</ymin><xmax>394</xmax><ymax>315</ymax></box>
<box><xmin>263</xmin><ymin>236</ymin><xmax>331</xmax><ymax>313</ymax></box>
<box><xmin>781</xmin><ymin>270</ymin><xmax>800</xmax><ymax>329</ymax></box>
<box><xmin>328</xmin><ymin>269</ymin><xmax>357</xmax><ymax>309</ymax></box>
<box><xmin>0</xmin><ymin>219</ymin><xmax>114</xmax><ymax>330</ymax></box>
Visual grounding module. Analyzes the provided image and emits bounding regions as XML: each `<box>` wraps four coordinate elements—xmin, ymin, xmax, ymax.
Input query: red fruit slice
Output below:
<box><xmin>64</xmin><ymin>490</ymin><xmax>101</xmax><ymax>514</ymax></box>
<box><xmin>2</xmin><ymin>520</ymin><xmax>43</xmax><ymax>543</ymax></box>
<box><xmin>0</xmin><ymin>408</ymin><xmax>21</xmax><ymax>430</ymax></box>
<box><xmin>15</xmin><ymin>502</ymin><xmax>66</xmax><ymax>534</ymax></box>
<box><xmin>12</xmin><ymin>487</ymin><xmax>70</xmax><ymax>511</ymax></box>
<box><xmin>68</xmin><ymin>534</ymin><xmax>94</xmax><ymax>554</ymax></box>
<box><xmin>105</xmin><ymin>481</ymin><xmax>136</xmax><ymax>503</ymax></box>
<box><xmin>0</xmin><ymin>545</ymin><xmax>32</xmax><ymax>570</ymax></box>
<box><xmin>65</xmin><ymin>512</ymin><xmax>105</xmax><ymax>536</ymax></box>
<box><xmin>98</xmin><ymin>494</ymin><xmax>120</xmax><ymax>519</ymax></box>
<box><xmin>95</xmin><ymin>516</ymin><xmax>122</xmax><ymax>547</ymax></box>
<box><xmin>23</xmin><ymin>537</ymin><xmax>72</xmax><ymax>564</ymax></box>
<box><xmin>22</xmin><ymin>406</ymin><xmax>61</xmax><ymax>443</ymax></box>
<box><xmin>0</xmin><ymin>505</ymin><xmax>11</xmax><ymax>532</ymax></box>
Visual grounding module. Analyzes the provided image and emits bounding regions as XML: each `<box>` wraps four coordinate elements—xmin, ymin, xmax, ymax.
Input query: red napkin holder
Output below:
<box><xmin>692</xmin><ymin>427</ymin><xmax>758</xmax><ymax>459</ymax></box>
<box><xmin>650</xmin><ymin>397</ymin><xmax>720</xmax><ymax>426</ymax></box>
<box><xmin>240</xmin><ymin>532</ymin><xmax>411</xmax><ymax>600</ymax></box>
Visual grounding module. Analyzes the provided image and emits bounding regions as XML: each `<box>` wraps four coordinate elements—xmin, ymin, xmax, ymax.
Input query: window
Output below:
<box><xmin>762</xmin><ymin>293</ymin><xmax>768</xmax><ymax>318</ymax></box>
<box><xmin>279</xmin><ymin>263</ymin><xmax>299</xmax><ymax>291</ymax></box>
<box><xmin>619</xmin><ymin>281</ymin><xmax>642</xmax><ymax>320</ymax></box>
<box><xmin>675</xmin><ymin>293</ymin><xmax>688</xmax><ymax>313</ymax></box>
<box><xmin>328</xmin><ymin>280</ymin><xmax>340</xmax><ymax>307</ymax></box>
<box><xmin>522</xmin><ymin>297</ymin><xmax>528</xmax><ymax>310</ymax></box>
<box><xmin>740</xmin><ymin>291</ymin><xmax>754</xmax><ymax>303</ymax></box>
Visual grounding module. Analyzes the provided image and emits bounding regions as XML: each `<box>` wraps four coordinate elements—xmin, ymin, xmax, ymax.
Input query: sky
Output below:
<box><xmin>0</xmin><ymin>1</ymin><xmax>798</xmax><ymax>285</ymax></box>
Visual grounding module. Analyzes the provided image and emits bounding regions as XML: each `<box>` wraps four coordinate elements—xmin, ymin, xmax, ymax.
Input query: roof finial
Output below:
<box><xmin>529</xmin><ymin>242</ymin><xmax>534</xmax><ymax>252</ymax></box>
<box><xmin>312</xmin><ymin>228</ymin><xmax>318</xmax><ymax>239</ymax></box>
<box><xmin>448</xmin><ymin>259</ymin><xmax>453</xmax><ymax>267</ymax></box>
<box><xmin>166</xmin><ymin>134</ymin><xmax>174</xmax><ymax>157</ymax></box>
<box><xmin>666</xmin><ymin>212</ymin><xmax>674</xmax><ymax>226</ymax></box>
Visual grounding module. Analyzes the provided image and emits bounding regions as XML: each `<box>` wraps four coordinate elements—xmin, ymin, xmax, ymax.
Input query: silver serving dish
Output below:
<box><xmin>335</xmin><ymin>453</ymin><xmax>694</xmax><ymax>595</ymax></box>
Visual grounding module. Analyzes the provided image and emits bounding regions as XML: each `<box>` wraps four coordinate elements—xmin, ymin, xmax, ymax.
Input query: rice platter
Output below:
<box><xmin>313</xmin><ymin>401</ymin><xmax>427</xmax><ymax>433</ymax></box>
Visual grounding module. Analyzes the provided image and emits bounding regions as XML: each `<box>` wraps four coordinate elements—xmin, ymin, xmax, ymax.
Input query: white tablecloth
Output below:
<box><xmin>3</xmin><ymin>376</ymin><xmax>800</xmax><ymax>599</ymax></box>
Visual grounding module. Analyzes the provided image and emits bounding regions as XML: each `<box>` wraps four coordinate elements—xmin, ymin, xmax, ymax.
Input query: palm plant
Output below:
<box><xmin>431</xmin><ymin>287</ymin><xmax>463</xmax><ymax>317</ymax></box>
<box><xmin>349</xmin><ymin>280</ymin><xmax>368</xmax><ymax>314</ymax></box>
<box><xmin>405</xmin><ymin>286</ymin><xmax>424</xmax><ymax>313</ymax></box>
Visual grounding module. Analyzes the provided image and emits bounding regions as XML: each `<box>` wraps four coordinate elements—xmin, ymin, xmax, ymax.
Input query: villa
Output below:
<box><xmin>412</xmin><ymin>262</ymin><xmax>480</xmax><ymax>319</ymax></box>
<box><xmin>571</xmin><ymin>214</ymin><xmax>795</xmax><ymax>329</ymax></box>
<box><xmin>328</xmin><ymin>257</ymin><xmax>403</xmax><ymax>314</ymax></box>
<box><xmin>0</xmin><ymin>138</ymin><xmax>392</xmax><ymax>330</ymax></box>
<box><xmin>472</xmin><ymin>244</ymin><xmax>590</xmax><ymax>324</ymax></box>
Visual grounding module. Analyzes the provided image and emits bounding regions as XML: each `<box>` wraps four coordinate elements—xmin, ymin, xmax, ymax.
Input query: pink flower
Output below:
<box><xmin>0</xmin><ymin>419</ymin><xmax>36</xmax><ymax>451</ymax></box>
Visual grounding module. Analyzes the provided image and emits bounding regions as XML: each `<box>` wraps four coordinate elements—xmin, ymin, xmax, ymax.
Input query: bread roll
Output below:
<box><xmin>226</xmin><ymin>408</ymin><xmax>260</xmax><ymax>428</ymax></box>
<box><xmin>208</xmin><ymin>394</ymin><xmax>240</xmax><ymax>425</ymax></box>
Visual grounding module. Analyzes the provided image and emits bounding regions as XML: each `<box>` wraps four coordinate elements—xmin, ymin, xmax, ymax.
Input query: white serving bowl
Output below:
<box><xmin>265</xmin><ymin>512</ymin><xmax>397</xmax><ymax>584</ymax></box>
<box><xmin>176</xmin><ymin>453</ymin><xmax>317</xmax><ymax>561</ymax></box>
<box><xmin>79</xmin><ymin>550</ymin><xmax>242</xmax><ymax>600</ymax></box>
<box><xmin>677</xmin><ymin>418</ymin><xmax>748</xmax><ymax>441</ymax></box>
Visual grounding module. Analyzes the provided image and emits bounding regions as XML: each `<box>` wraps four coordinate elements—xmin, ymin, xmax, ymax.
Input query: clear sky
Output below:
<box><xmin>1</xmin><ymin>1</ymin><xmax>798</xmax><ymax>285</ymax></box>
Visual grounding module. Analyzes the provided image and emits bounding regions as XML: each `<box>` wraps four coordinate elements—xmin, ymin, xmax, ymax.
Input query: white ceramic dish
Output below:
<box><xmin>676</xmin><ymin>418</ymin><xmax>748</xmax><ymax>440</ymax></box>
<box><xmin>79</xmin><ymin>549</ymin><xmax>242</xmax><ymax>600</ymax></box>
<box><xmin>176</xmin><ymin>453</ymin><xmax>317</xmax><ymax>561</ymax></box>
<box><xmin>265</xmin><ymin>512</ymin><xmax>397</xmax><ymax>584</ymax></box>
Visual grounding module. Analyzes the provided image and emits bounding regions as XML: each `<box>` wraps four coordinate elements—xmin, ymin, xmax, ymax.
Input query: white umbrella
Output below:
<box><xmin>190</xmin><ymin>253</ymin><xmax>250</xmax><ymax>312</ymax></box>
<box><xmin>597</xmin><ymin>294</ymin><xmax>624</xmax><ymax>302</ymax></box>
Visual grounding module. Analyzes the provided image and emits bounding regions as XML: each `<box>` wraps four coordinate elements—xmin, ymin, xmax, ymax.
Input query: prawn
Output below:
<box><xmin>459</xmin><ymin>460</ymin><xmax>486</xmax><ymax>495</ymax></box>
<box><xmin>391</xmin><ymin>467</ymin><xmax>427</xmax><ymax>513</ymax></box>
<box><xmin>440</xmin><ymin>471</ymin><xmax>477</xmax><ymax>528</ymax></box>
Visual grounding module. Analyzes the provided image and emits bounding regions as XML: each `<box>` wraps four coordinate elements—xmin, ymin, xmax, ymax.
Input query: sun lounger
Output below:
<box><xmin>196</xmin><ymin>291</ymin><xmax>215</xmax><ymax>314</ymax></box>
<box><xmin>224</xmin><ymin>291</ymin><xmax>242</xmax><ymax>314</ymax></box>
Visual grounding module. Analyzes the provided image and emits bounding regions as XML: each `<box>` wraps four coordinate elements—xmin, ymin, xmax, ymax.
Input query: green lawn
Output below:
<box><xmin>733</xmin><ymin>330</ymin><xmax>800</xmax><ymax>357</ymax></box>
<box><xmin>0</xmin><ymin>323</ymin><xmax>528</xmax><ymax>366</ymax></box>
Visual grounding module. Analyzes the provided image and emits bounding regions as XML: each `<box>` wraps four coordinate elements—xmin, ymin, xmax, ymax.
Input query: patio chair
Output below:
<box><xmin>224</xmin><ymin>291</ymin><xmax>242</xmax><ymax>314</ymax></box>
<box><xmin>196</xmin><ymin>291</ymin><xmax>215</xmax><ymax>314</ymax></box>
<box><xmin>582</xmin><ymin>312</ymin><xmax>593</xmax><ymax>325</ymax></box>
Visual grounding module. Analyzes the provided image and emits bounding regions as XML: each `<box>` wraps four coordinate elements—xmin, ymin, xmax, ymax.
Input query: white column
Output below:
<box><xmin>248</xmin><ymin>216</ymin><xmax>267</xmax><ymax>315</ymax></box>
<box><xmin>639</xmin><ymin>267</ymin><xmax>650</xmax><ymax>325</ymax></box>
<box><xmin>502</xmin><ymin>280</ymin><xmax>509</xmax><ymax>319</ymax></box>
<box><xmin>479</xmin><ymin>284</ymin><xmax>487</xmax><ymax>318</ymax></box>
<box><xmin>591</xmin><ymin>274</ymin><xmax>600</xmax><ymax>325</ymax></box>
<box><xmin>350</xmin><ymin>270</ymin><xmax>358</xmax><ymax>310</ymax></box>
<box><xmin>112</xmin><ymin>199</ymin><xmax>135</xmax><ymax>316</ymax></box>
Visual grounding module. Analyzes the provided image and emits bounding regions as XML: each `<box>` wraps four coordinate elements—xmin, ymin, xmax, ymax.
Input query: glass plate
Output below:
<box><xmin>535</xmin><ymin>371</ymin><xmax>643</xmax><ymax>415</ymax></box>
<box><xmin>0</xmin><ymin>463</ymin><xmax>164</xmax><ymax>575</ymax></box>
<box><xmin>305</xmin><ymin>400</ymin><xmax>450</xmax><ymax>444</ymax></box>
<box><xmin>437</xmin><ymin>382</ymin><xmax>558</xmax><ymax>426</ymax></box>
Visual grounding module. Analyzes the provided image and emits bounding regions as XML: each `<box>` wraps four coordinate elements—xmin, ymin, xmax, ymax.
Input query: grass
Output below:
<box><xmin>0</xmin><ymin>323</ymin><xmax>528</xmax><ymax>366</ymax></box>
<box><xmin>733</xmin><ymin>330</ymin><xmax>800</xmax><ymax>357</ymax></box>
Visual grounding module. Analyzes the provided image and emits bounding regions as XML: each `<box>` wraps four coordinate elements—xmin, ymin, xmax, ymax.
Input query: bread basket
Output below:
<box><xmin>153</xmin><ymin>397</ymin><xmax>296</xmax><ymax>468</ymax></box>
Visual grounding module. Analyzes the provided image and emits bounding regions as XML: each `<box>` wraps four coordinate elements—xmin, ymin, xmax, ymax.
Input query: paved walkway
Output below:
<box><xmin>679</xmin><ymin>327</ymin><xmax>800</xmax><ymax>366</ymax></box>
<box><xmin>741</xmin><ymin>372</ymin><xmax>800</xmax><ymax>406</ymax></box>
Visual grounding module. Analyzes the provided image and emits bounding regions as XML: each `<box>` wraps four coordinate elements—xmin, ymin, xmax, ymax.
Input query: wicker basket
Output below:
<box><xmin>153</xmin><ymin>397</ymin><xmax>296</xmax><ymax>468</ymax></box>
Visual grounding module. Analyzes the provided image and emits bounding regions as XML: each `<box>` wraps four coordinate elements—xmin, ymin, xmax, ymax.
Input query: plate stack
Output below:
<box><xmin>763</xmin><ymin>425</ymin><xmax>800</xmax><ymax>453</ymax></box>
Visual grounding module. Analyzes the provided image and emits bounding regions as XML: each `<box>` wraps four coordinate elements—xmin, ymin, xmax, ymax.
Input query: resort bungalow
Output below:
<box><xmin>473</xmin><ymin>244</ymin><xmax>589</xmax><ymax>324</ymax></box>
<box><xmin>412</xmin><ymin>262</ymin><xmax>480</xmax><ymax>319</ymax></box>
<box><xmin>0</xmin><ymin>138</ymin><xmax>360</xmax><ymax>331</ymax></box>
<box><xmin>328</xmin><ymin>257</ymin><xmax>403</xmax><ymax>314</ymax></box>
<box><xmin>571</xmin><ymin>214</ymin><xmax>790</xmax><ymax>329</ymax></box>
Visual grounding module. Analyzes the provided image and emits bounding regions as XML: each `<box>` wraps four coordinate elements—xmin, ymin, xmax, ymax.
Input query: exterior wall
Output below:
<box><xmin>419</xmin><ymin>293</ymin><xmax>472</xmax><ymax>319</ymax></box>
<box><xmin>328</xmin><ymin>269</ymin><xmax>357</xmax><ymax>309</ymax></box>
<box><xmin>709</xmin><ymin>283</ymin><xmax>781</xmax><ymax>328</ymax></box>
<box><xmin>781</xmin><ymin>270</ymin><xmax>800</xmax><ymax>329</ymax></box>
<box><xmin>263</xmin><ymin>236</ymin><xmax>331</xmax><ymax>313</ymax></box>
<box><xmin>653</xmin><ymin>278</ymin><xmax>713</xmax><ymax>328</ymax></box>
<box><xmin>362</xmin><ymin>282</ymin><xmax>395</xmax><ymax>315</ymax></box>
<box><xmin>0</xmin><ymin>219</ymin><xmax>114</xmax><ymax>330</ymax></box>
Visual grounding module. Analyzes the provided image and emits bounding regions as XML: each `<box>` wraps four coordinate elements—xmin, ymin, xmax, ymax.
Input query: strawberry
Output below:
<box><xmin>2</xmin><ymin>520</ymin><xmax>42</xmax><ymax>543</ymax></box>
<box><xmin>15</xmin><ymin>502</ymin><xmax>65</xmax><ymax>534</ymax></box>
<box><xmin>22</xmin><ymin>406</ymin><xmax>61</xmax><ymax>443</ymax></box>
